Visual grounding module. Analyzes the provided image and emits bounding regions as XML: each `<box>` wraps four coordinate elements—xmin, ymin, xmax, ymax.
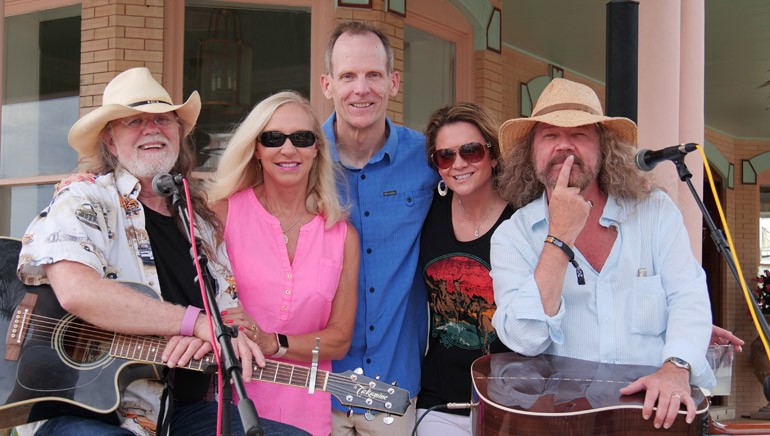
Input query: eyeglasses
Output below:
<box><xmin>259</xmin><ymin>130</ymin><xmax>317</xmax><ymax>148</ymax></box>
<box><xmin>115</xmin><ymin>113</ymin><xmax>178</xmax><ymax>130</ymax></box>
<box><xmin>431</xmin><ymin>142</ymin><xmax>491</xmax><ymax>169</ymax></box>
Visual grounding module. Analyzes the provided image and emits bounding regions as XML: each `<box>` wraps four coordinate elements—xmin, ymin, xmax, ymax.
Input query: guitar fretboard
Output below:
<box><xmin>110</xmin><ymin>333</ymin><xmax>328</xmax><ymax>392</ymax></box>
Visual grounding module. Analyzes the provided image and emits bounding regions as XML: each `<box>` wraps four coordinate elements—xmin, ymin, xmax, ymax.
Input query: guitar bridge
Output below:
<box><xmin>5</xmin><ymin>293</ymin><xmax>37</xmax><ymax>361</ymax></box>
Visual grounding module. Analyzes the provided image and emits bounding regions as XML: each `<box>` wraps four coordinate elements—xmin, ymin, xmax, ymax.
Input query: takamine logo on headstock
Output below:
<box><xmin>331</xmin><ymin>369</ymin><xmax>410</xmax><ymax>419</ymax></box>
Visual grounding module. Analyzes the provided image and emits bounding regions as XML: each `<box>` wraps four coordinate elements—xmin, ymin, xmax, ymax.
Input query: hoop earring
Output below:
<box><xmin>437</xmin><ymin>180</ymin><xmax>448</xmax><ymax>197</ymax></box>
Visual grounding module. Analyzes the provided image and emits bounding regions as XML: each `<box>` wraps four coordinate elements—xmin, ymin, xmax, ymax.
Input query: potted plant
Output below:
<box><xmin>751</xmin><ymin>270</ymin><xmax>770</xmax><ymax>417</ymax></box>
<box><xmin>753</xmin><ymin>270</ymin><xmax>770</xmax><ymax>315</ymax></box>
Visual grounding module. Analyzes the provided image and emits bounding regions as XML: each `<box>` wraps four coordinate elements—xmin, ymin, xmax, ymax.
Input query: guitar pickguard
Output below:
<box><xmin>14</xmin><ymin>314</ymin><xmax>114</xmax><ymax>393</ymax></box>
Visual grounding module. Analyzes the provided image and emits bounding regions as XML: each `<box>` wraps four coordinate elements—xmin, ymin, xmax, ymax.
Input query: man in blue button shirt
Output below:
<box><xmin>320</xmin><ymin>21</ymin><xmax>439</xmax><ymax>435</ymax></box>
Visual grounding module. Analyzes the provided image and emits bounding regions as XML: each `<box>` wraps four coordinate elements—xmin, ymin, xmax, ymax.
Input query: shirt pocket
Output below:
<box><xmin>315</xmin><ymin>257</ymin><xmax>342</xmax><ymax>302</ymax></box>
<box><xmin>630</xmin><ymin>274</ymin><xmax>668</xmax><ymax>336</ymax></box>
<box><xmin>403</xmin><ymin>187</ymin><xmax>432</xmax><ymax>208</ymax></box>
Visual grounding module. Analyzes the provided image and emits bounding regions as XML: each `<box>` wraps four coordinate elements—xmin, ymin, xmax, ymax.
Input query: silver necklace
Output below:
<box><xmin>457</xmin><ymin>198</ymin><xmax>494</xmax><ymax>238</ymax></box>
<box><xmin>263</xmin><ymin>195</ymin><xmax>303</xmax><ymax>244</ymax></box>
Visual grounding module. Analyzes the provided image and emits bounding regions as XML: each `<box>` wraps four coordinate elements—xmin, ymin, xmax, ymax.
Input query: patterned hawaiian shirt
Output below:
<box><xmin>17</xmin><ymin>168</ymin><xmax>237</xmax><ymax>436</ymax></box>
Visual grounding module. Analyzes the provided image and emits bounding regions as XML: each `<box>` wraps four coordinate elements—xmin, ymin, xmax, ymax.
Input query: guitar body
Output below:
<box><xmin>0</xmin><ymin>237</ymin><xmax>162</xmax><ymax>427</ymax></box>
<box><xmin>471</xmin><ymin>353</ymin><xmax>709</xmax><ymax>436</ymax></box>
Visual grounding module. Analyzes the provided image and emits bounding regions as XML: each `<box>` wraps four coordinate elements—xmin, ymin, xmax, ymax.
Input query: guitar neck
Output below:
<box><xmin>110</xmin><ymin>333</ymin><xmax>328</xmax><ymax>391</ymax></box>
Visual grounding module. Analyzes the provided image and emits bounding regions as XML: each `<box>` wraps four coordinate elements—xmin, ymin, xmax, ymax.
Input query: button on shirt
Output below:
<box><xmin>490</xmin><ymin>191</ymin><xmax>715</xmax><ymax>389</ymax></box>
<box><xmin>323</xmin><ymin>114</ymin><xmax>439</xmax><ymax>411</ymax></box>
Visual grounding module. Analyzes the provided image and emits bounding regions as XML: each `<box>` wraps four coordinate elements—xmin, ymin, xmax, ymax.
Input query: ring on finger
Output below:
<box><xmin>670</xmin><ymin>393</ymin><xmax>682</xmax><ymax>399</ymax></box>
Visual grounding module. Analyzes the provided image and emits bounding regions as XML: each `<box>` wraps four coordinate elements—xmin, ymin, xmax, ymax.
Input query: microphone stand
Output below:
<box><xmin>170</xmin><ymin>187</ymin><xmax>264</xmax><ymax>436</ymax></box>
<box><xmin>672</xmin><ymin>157</ymin><xmax>770</xmax><ymax>355</ymax></box>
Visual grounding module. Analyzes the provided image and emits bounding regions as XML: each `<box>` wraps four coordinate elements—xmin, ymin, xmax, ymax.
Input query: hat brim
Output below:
<box><xmin>499</xmin><ymin>110</ymin><xmax>637</xmax><ymax>159</ymax></box>
<box><xmin>68</xmin><ymin>91</ymin><xmax>201</xmax><ymax>157</ymax></box>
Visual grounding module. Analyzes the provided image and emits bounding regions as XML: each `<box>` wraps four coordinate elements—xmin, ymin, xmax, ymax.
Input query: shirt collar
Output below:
<box><xmin>114</xmin><ymin>167</ymin><xmax>142</xmax><ymax>198</ymax></box>
<box><xmin>322</xmin><ymin>112</ymin><xmax>397</xmax><ymax>166</ymax></box>
<box><xmin>524</xmin><ymin>191</ymin><xmax>629</xmax><ymax>231</ymax></box>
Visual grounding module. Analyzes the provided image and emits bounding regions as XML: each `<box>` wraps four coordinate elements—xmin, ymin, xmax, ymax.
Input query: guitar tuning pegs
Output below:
<box><xmin>391</xmin><ymin>380</ymin><xmax>398</xmax><ymax>386</ymax></box>
<box><xmin>375</xmin><ymin>374</ymin><xmax>380</xmax><ymax>380</ymax></box>
<box><xmin>383</xmin><ymin>414</ymin><xmax>394</xmax><ymax>425</ymax></box>
<box><xmin>364</xmin><ymin>410</ymin><xmax>375</xmax><ymax>421</ymax></box>
<box><xmin>347</xmin><ymin>408</ymin><xmax>354</xmax><ymax>418</ymax></box>
<box><xmin>354</xmin><ymin>367</ymin><xmax>364</xmax><ymax>375</ymax></box>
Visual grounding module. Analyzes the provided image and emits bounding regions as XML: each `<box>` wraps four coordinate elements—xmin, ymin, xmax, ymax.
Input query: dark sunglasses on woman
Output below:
<box><xmin>259</xmin><ymin>130</ymin><xmax>317</xmax><ymax>148</ymax></box>
<box><xmin>431</xmin><ymin>142</ymin><xmax>491</xmax><ymax>169</ymax></box>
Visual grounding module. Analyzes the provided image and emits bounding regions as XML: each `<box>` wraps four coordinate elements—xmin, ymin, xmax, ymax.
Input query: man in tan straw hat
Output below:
<box><xmin>15</xmin><ymin>67</ymin><xmax>308</xmax><ymax>436</ymax></box>
<box><xmin>489</xmin><ymin>78</ymin><xmax>714</xmax><ymax>429</ymax></box>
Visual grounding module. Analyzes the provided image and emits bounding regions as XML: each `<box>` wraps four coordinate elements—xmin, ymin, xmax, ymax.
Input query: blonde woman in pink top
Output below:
<box><xmin>208</xmin><ymin>91</ymin><xmax>359</xmax><ymax>435</ymax></box>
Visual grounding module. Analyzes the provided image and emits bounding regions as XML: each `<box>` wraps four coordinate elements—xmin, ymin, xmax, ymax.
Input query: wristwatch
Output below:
<box><xmin>664</xmin><ymin>356</ymin><xmax>691</xmax><ymax>372</ymax></box>
<box><xmin>272</xmin><ymin>333</ymin><xmax>289</xmax><ymax>358</ymax></box>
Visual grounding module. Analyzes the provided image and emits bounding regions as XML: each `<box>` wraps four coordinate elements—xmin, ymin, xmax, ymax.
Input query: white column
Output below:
<box><xmin>638</xmin><ymin>0</ymin><xmax>705</xmax><ymax>258</ymax></box>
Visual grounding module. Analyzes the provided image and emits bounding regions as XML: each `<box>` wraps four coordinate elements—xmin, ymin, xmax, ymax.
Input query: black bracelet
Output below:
<box><xmin>544</xmin><ymin>235</ymin><xmax>586</xmax><ymax>285</ymax></box>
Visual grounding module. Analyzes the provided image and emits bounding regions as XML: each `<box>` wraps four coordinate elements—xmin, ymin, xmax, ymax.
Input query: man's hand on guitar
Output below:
<box><xmin>619</xmin><ymin>364</ymin><xmax>694</xmax><ymax>429</ymax></box>
<box><xmin>190</xmin><ymin>308</ymin><xmax>268</xmax><ymax>381</ymax></box>
<box><xmin>162</xmin><ymin>335</ymin><xmax>212</xmax><ymax>368</ymax></box>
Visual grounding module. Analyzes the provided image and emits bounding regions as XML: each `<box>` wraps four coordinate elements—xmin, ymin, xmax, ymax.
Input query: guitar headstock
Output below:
<box><xmin>327</xmin><ymin>369</ymin><xmax>411</xmax><ymax>416</ymax></box>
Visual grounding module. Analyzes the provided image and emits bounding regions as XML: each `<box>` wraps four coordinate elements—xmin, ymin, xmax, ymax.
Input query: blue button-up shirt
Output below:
<box><xmin>490</xmin><ymin>191</ymin><xmax>715</xmax><ymax>389</ymax></box>
<box><xmin>323</xmin><ymin>114</ymin><xmax>439</xmax><ymax>411</ymax></box>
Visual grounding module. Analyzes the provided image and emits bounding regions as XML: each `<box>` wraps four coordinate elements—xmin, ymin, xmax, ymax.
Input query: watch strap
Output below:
<box><xmin>664</xmin><ymin>356</ymin><xmax>691</xmax><ymax>372</ymax></box>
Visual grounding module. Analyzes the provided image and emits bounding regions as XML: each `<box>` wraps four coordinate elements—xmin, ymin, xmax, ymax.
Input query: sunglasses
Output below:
<box><xmin>431</xmin><ymin>142</ymin><xmax>491</xmax><ymax>169</ymax></box>
<box><xmin>259</xmin><ymin>130</ymin><xmax>317</xmax><ymax>148</ymax></box>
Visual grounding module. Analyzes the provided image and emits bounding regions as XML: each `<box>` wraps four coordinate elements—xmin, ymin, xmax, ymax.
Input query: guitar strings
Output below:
<box><xmin>13</xmin><ymin>313</ymin><xmax>399</xmax><ymax>409</ymax></box>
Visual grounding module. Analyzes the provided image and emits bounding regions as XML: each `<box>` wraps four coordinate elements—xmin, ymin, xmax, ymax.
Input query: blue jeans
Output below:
<box><xmin>36</xmin><ymin>401</ymin><xmax>311</xmax><ymax>436</ymax></box>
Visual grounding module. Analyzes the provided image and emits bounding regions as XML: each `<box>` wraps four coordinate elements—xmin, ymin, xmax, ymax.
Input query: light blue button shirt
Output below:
<box><xmin>491</xmin><ymin>190</ymin><xmax>715</xmax><ymax>388</ymax></box>
<box><xmin>323</xmin><ymin>114</ymin><xmax>440</xmax><ymax>412</ymax></box>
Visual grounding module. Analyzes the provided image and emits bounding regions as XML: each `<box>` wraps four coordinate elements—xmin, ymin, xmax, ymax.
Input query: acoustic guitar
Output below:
<box><xmin>0</xmin><ymin>237</ymin><xmax>409</xmax><ymax>428</ymax></box>
<box><xmin>471</xmin><ymin>352</ymin><xmax>709</xmax><ymax>435</ymax></box>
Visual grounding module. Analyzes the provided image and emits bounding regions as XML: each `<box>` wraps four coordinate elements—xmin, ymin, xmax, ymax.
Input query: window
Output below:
<box><xmin>1</xmin><ymin>5</ymin><xmax>81</xmax><ymax>237</ymax></box>
<box><xmin>183</xmin><ymin>4</ymin><xmax>311</xmax><ymax>170</ymax></box>
<box><xmin>403</xmin><ymin>25</ymin><xmax>455</xmax><ymax>132</ymax></box>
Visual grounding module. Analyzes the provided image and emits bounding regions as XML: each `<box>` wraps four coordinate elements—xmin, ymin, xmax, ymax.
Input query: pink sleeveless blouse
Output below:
<box><xmin>225</xmin><ymin>188</ymin><xmax>347</xmax><ymax>435</ymax></box>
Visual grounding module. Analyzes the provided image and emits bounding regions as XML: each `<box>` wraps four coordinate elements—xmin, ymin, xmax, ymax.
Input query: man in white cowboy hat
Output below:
<box><xmin>489</xmin><ymin>78</ymin><xmax>715</xmax><ymax>429</ymax></box>
<box><xmin>16</xmin><ymin>67</ymin><xmax>308</xmax><ymax>436</ymax></box>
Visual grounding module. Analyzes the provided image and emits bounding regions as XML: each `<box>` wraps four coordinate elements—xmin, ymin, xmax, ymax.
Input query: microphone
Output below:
<box><xmin>152</xmin><ymin>173</ymin><xmax>184</xmax><ymax>197</ymax></box>
<box><xmin>635</xmin><ymin>143</ymin><xmax>698</xmax><ymax>171</ymax></box>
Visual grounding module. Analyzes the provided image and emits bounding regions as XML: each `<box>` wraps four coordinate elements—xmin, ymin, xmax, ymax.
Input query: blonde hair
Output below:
<box><xmin>498</xmin><ymin>124</ymin><xmax>654</xmax><ymax>208</ymax></box>
<box><xmin>208</xmin><ymin>91</ymin><xmax>345</xmax><ymax>227</ymax></box>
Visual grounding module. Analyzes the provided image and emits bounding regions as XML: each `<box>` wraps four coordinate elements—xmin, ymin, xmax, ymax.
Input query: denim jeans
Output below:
<box><xmin>36</xmin><ymin>401</ymin><xmax>311</xmax><ymax>436</ymax></box>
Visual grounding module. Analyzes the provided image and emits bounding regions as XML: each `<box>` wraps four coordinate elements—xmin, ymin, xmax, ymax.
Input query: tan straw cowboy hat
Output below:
<box><xmin>499</xmin><ymin>78</ymin><xmax>637</xmax><ymax>158</ymax></box>
<box><xmin>68</xmin><ymin>67</ymin><xmax>201</xmax><ymax>156</ymax></box>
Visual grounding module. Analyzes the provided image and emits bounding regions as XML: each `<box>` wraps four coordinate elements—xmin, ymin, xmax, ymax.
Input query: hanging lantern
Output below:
<box><xmin>196</xmin><ymin>9</ymin><xmax>252</xmax><ymax>109</ymax></box>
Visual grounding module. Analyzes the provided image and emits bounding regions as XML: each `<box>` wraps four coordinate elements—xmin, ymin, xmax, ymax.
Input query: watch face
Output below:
<box><xmin>668</xmin><ymin>357</ymin><xmax>690</xmax><ymax>369</ymax></box>
<box><xmin>277</xmin><ymin>333</ymin><xmax>289</xmax><ymax>348</ymax></box>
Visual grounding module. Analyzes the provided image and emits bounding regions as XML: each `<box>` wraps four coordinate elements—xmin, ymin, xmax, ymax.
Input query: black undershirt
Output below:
<box><xmin>143</xmin><ymin>204</ymin><xmax>210</xmax><ymax>405</ymax></box>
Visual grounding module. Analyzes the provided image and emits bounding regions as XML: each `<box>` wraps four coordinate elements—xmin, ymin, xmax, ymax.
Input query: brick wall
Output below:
<box><xmin>708</xmin><ymin>131</ymin><xmax>770</xmax><ymax>416</ymax></box>
<box><xmin>80</xmin><ymin>0</ymin><xmax>164</xmax><ymax>113</ymax></box>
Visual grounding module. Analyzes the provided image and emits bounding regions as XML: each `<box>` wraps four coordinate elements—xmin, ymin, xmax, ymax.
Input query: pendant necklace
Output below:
<box><xmin>263</xmin><ymin>194</ymin><xmax>303</xmax><ymax>244</ymax></box>
<box><xmin>457</xmin><ymin>197</ymin><xmax>494</xmax><ymax>238</ymax></box>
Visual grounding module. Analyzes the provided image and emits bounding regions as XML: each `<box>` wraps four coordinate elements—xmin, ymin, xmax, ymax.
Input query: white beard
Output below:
<box><xmin>114</xmin><ymin>134</ymin><xmax>178</xmax><ymax>179</ymax></box>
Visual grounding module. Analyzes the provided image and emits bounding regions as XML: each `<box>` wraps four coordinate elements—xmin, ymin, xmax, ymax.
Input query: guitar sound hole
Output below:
<box><xmin>58</xmin><ymin>316</ymin><xmax>111</xmax><ymax>368</ymax></box>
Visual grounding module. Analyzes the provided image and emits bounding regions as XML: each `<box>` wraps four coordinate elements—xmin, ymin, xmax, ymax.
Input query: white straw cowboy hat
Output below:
<box><xmin>68</xmin><ymin>67</ymin><xmax>201</xmax><ymax>156</ymax></box>
<box><xmin>499</xmin><ymin>78</ymin><xmax>637</xmax><ymax>158</ymax></box>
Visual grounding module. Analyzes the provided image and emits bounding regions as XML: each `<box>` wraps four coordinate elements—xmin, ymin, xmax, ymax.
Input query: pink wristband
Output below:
<box><xmin>180</xmin><ymin>306</ymin><xmax>201</xmax><ymax>336</ymax></box>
